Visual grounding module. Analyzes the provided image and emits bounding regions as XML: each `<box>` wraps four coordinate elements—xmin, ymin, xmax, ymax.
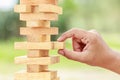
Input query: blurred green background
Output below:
<box><xmin>0</xmin><ymin>0</ymin><xmax>120</xmax><ymax>80</ymax></box>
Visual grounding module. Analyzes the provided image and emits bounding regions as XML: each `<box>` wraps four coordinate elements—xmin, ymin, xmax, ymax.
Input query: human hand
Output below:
<box><xmin>57</xmin><ymin>28</ymin><xmax>118</xmax><ymax>69</ymax></box>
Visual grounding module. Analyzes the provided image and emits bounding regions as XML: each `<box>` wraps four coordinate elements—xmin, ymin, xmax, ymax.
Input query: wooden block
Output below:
<box><xmin>27</xmin><ymin>65</ymin><xmax>48</xmax><ymax>72</ymax></box>
<box><xmin>15</xmin><ymin>42</ymin><xmax>52</xmax><ymax>50</ymax></box>
<box><xmin>14</xmin><ymin>42</ymin><xmax>65</xmax><ymax>50</ymax></box>
<box><xmin>20</xmin><ymin>27</ymin><xmax>58</xmax><ymax>35</ymax></box>
<box><xmin>14</xmin><ymin>4</ymin><xmax>62</xmax><ymax>14</ymax></box>
<box><xmin>27</xmin><ymin>50</ymin><xmax>49</xmax><ymax>72</ymax></box>
<box><xmin>14</xmin><ymin>5</ymin><xmax>31</xmax><ymax>13</ymax></box>
<box><xmin>20</xmin><ymin>0</ymin><xmax>58</xmax><ymax>5</ymax></box>
<box><xmin>26</xmin><ymin>31</ymin><xmax>50</xmax><ymax>72</ymax></box>
<box><xmin>20</xmin><ymin>13</ymin><xmax>58</xmax><ymax>21</ymax></box>
<box><xmin>38</xmin><ymin>4</ymin><xmax>62</xmax><ymax>14</ymax></box>
<box><xmin>53</xmin><ymin>42</ymin><xmax>65</xmax><ymax>49</ymax></box>
<box><xmin>15</xmin><ymin>56</ymin><xmax>60</xmax><ymax>65</ymax></box>
<box><xmin>20</xmin><ymin>13</ymin><xmax>57</xmax><ymax>21</ymax></box>
<box><xmin>15</xmin><ymin>70</ymin><xmax>57</xmax><ymax>80</ymax></box>
<box><xmin>27</xmin><ymin>50</ymin><xmax>49</xmax><ymax>58</ymax></box>
<box><xmin>27</xmin><ymin>35</ymin><xmax>51</xmax><ymax>42</ymax></box>
<box><xmin>26</xmin><ymin>21</ymin><xmax>50</xmax><ymax>27</ymax></box>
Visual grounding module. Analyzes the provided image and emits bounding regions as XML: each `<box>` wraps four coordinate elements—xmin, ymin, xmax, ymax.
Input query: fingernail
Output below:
<box><xmin>58</xmin><ymin>50</ymin><xmax>64</xmax><ymax>56</ymax></box>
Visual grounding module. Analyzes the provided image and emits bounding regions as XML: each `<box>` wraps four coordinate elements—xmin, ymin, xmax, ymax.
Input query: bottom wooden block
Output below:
<box><xmin>15</xmin><ymin>71</ymin><xmax>58</xmax><ymax>80</ymax></box>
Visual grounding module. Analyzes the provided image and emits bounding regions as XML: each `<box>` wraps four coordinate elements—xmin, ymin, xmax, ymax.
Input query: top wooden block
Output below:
<box><xmin>14</xmin><ymin>4</ymin><xmax>62</xmax><ymax>14</ymax></box>
<box><xmin>20</xmin><ymin>0</ymin><xmax>58</xmax><ymax>5</ymax></box>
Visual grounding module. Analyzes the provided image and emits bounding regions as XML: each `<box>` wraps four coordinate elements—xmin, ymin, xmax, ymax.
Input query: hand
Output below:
<box><xmin>57</xmin><ymin>28</ymin><xmax>120</xmax><ymax>73</ymax></box>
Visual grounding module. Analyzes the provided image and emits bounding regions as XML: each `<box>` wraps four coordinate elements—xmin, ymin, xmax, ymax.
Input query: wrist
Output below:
<box><xmin>103</xmin><ymin>50</ymin><xmax>120</xmax><ymax>74</ymax></box>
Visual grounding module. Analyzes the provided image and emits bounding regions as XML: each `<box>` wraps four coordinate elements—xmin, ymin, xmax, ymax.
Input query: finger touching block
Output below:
<box><xmin>20</xmin><ymin>27</ymin><xmax>58</xmax><ymax>35</ymax></box>
<box><xmin>15</xmin><ymin>56</ymin><xmax>60</xmax><ymax>65</ymax></box>
<box><xmin>53</xmin><ymin>42</ymin><xmax>65</xmax><ymax>49</ymax></box>
<box><xmin>14</xmin><ymin>5</ymin><xmax>31</xmax><ymax>13</ymax></box>
<box><xmin>20</xmin><ymin>13</ymin><xmax>58</xmax><ymax>21</ymax></box>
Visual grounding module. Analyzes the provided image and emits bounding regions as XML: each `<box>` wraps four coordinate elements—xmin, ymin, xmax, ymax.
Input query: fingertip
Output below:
<box><xmin>58</xmin><ymin>49</ymin><xmax>65</xmax><ymax>56</ymax></box>
<box><xmin>57</xmin><ymin>37</ymin><xmax>63</xmax><ymax>42</ymax></box>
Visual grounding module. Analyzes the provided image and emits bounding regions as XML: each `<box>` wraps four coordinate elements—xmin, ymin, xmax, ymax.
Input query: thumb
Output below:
<box><xmin>58</xmin><ymin>49</ymin><xmax>83</xmax><ymax>61</ymax></box>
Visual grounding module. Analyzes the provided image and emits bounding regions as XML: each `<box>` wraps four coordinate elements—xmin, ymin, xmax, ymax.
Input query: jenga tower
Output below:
<box><xmin>14</xmin><ymin>0</ymin><xmax>64</xmax><ymax>80</ymax></box>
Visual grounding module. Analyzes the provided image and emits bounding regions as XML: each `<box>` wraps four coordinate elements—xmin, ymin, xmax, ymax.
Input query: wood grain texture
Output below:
<box><xmin>14</xmin><ymin>5</ymin><xmax>31</xmax><ymax>13</ymax></box>
<box><xmin>27</xmin><ymin>50</ymin><xmax>49</xmax><ymax>58</ymax></box>
<box><xmin>38</xmin><ymin>4</ymin><xmax>62</xmax><ymax>14</ymax></box>
<box><xmin>20</xmin><ymin>13</ymin><xmax>58</xmax><ymax>21</ymax></box>
<box><xmin>15</xmin><ymin>42</ymin><xmax>64</xmax><ymax>50</ymax></box>
<box><xmin>15</xmin><ymin>4</ymin><xmax>62</xmax><ymax>14</ymax></box>
<box><xmin>15</xmin><ymin>42</ymin><xmax>52</xmax><ymax>50</ymax></box>
<box><xmin>15</xmin><ymin>70</ymin><xmax>57</xmax><ymax>80</ymax></box>
<box><xmin>27</xmin><ymin>35</ymin><xmax>51</xmax><ymax>42</ymax></box>
<box><xmin>20</xmin><ymin>0</ymin><xmax>58</xmax><ymax>5</ymax></box>
<box><xmin>15</xmin><ymin>56</ymin><xmax>60</xmax><ymax>65</ymax></box>
<box><xmin>20</xmin><ymin>27</ymin><xmax>58</xmax><ymax>35</ymax></box>
<box><xmin>26</xmin><ymin>21</ymin><xmax>50</xmax><ymax>27</ymax></box>
<box><xmin>27</xmin><ymin>65</ymin><xmax>48</xmax><ymax>72</ymax></box>
<box><xmin>26</xmin><ymin>22</ymin><xmax>51</xmax><ymax>72</ymax></box>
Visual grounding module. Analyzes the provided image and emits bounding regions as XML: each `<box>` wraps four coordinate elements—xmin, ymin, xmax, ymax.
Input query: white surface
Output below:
<box><xmin>0</xmin><ymin>0</ymin><xmax>17</xmax><ymax>10</ymax></box>
<box><xmin>1</xmin><ymin>69</ymin><xmax>120</xmax><ymax>80</ymax></box>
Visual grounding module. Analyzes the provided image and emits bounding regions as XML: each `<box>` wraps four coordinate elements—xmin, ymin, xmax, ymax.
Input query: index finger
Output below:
<box><xmin>57</xmin><ymin>28</ymin><xmax>87</xmax><ymax>42</ymax></box>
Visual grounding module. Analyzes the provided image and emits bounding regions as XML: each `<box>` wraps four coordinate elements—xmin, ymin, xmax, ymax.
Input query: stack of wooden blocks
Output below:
<box><xmin>14</xmin><ymin>0</ymin><xmax>64</xmax><ymax>80</ymax></box>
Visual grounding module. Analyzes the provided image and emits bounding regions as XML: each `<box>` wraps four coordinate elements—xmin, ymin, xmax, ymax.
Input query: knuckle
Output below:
<box><xmin>71</xmin><ymin>28</ymin><xmax>79</xmax><ymax>32</ymax></box>
<box><xmin>90</xmin><ymin>33</ymin><xmax>98</xmax><ymax>43</ymax></box>
<box><xmin>89</xmin><ymin>29</ymin><xmax>100</xmax><ymax>35</ymax></box>
<box><xmin>89</xmin><ymin>29</ymin><xmax>97</xmax><ymax>32</ymax></box>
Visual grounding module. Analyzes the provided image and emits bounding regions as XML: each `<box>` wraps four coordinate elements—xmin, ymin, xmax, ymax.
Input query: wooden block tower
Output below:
<box><xmin>14</xmin><ymin>0</ymin><xmax>64</xmax><ymax>80</ymax></box>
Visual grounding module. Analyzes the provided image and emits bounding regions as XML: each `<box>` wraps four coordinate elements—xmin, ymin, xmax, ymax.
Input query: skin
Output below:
<box><xmin>57</xmin><ymin>28</ymin><xmax>120</xmax><ymax>74</ymax></box>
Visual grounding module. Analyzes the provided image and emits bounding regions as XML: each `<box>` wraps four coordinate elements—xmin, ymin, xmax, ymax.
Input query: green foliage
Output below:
<box><xmin>0</xmin><ymin>0</ymin><xmax>120</xmax><ymax>40</ymax></box>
